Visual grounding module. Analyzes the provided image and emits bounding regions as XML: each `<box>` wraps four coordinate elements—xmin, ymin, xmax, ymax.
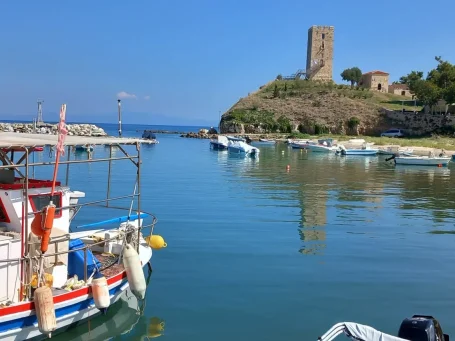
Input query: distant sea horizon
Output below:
<box><xmin>0</xmin><ymin>119</ymin><xmax>216</xmax><ymax>130</ymax></box>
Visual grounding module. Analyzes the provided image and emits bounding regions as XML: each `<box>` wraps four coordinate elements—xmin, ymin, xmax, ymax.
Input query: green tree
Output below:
<box><xmin>400</xmin><ymin>57</ymin><xmax>455</xmax><ymax>108</ymax></box>
<box><xmin>273</xmin><ymin>84</ymin><xmax>279</xmax><ymax>98</ymax></box>
<box><xmin>341</xmin><ymin>67</ymin><xmax>362</xmax><ymax>87</ymax></box>
<box><xmin>399</xmin><ymin>71</ymin><xmax>424</xmax><ymax>90</ymax></box>
<box><xmin>412</xmin><ymin>79</ymin><xmax>441</xmax><ymax>110</ymax></box>
<box><xmin>276</xmin><ymin>74</ymin><xmax>283</xmax><ymax>80</ymax></box>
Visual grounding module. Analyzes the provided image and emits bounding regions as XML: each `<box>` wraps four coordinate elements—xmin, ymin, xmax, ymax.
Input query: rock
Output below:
<box><xmin>208</xmin><ymin>127</ymin><xmax>217</xmax><ymax>134</ymax></box>
<box><xmin>0</xmin><ymin>122</ymin><xmax>108</xmax><ymax>137</ymax></box>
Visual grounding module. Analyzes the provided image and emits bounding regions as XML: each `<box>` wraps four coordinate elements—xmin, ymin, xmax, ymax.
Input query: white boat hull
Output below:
<box><xmin>307</xmin><ymin>144</ymin><xmax>336</xmax><ymax>153</ymax></box>
<box><xmin>394</xmin><ymin>156</ymin><xmax>451</xmax><ymax>166</ymax></box>
<box><xmin>227</xmin><ymin>141</ymin><xmax>260</xmax><ymax>157</ymax></box>
<box><xmin>0</xmin><ymin>240</ymin><xmax>152</xmax><ymax>341</ymax></box>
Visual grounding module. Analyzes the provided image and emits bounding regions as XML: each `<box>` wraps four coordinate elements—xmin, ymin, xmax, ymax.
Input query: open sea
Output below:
<box><xmin>29</xmin><ymin>123</ymin><xmax>455</xmax><ymax>341</ymax></box>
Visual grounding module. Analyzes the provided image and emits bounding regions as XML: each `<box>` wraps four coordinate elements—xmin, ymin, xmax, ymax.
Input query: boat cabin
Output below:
<box><xmin>0</xmin><ymin>169</ymin><xmax>85</xmax><ymax>305</ymax></box>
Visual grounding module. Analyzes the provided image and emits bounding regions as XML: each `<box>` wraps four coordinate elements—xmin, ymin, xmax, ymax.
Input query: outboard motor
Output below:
<box><xmin>385</xmin><ymin>153</ymin><xmax>397</xmax><ymax>162</ymax></box>
<box><xmin>398</xmin><ymin>315</ymin><xmax>449</xmax><ymax>341</ymax></box>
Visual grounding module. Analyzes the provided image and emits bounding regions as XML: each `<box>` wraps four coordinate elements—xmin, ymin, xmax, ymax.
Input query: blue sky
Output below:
<box><xmin>0</xmin><ymin>0</ymin><xmax>453</xmax><ymax>126</ymax></box>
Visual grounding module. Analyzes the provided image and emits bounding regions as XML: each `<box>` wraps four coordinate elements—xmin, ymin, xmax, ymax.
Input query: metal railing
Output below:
<box><xmin>0</xmin><ymin>141</ymin><xmax>155</xmax><ymax>302</ymax></box>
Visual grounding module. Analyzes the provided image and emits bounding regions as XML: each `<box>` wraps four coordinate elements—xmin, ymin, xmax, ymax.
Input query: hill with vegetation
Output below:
<box><xmin>220</xmin><ymin>57</ymin><xmax>455</xmax><ymax>137</ymax></box>
<box><xmin>219</xmin><ymin>79</ymin><xmax>420</xmax><ymax>136</ymax></box>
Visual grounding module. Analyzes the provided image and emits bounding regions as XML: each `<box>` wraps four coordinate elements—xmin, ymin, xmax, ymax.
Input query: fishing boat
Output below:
<box><xmin>290</xmin><ymin>140</ymin><xmax>314</xmax><ymax>149</ymax></box>
<box><xmin>335</xmin><ymin>144</ymin><xmax>378</xmax><ymax>156</ymax></box>
<box><xmin>209</xmin><ymin>135</ymin><xmax>229</xmax><ymax>150</ymax></box>
<box><xmin>257</xmin><ymin>138</ymin><xmax>276</xmax><ymax>144</ymax></box>
<box><xmin>74</xmin><ymin>144</ymin><xmax>94</xmax><ymax>152</ymax></box>
<box><xmin>0</xmin><ymin>105</ymin><xmax>164</xmax><ymax>340</ymax></box>
<box><xmin>141</xmin><ymin>130</ymin><xmax>159</xmax><ymax>144</ymax></box>
<box><xmin>307</xmin><ymin>139</ymin><xmax>337</xmax><ymax>153</ymax></box>
<box><xmin>318</xmin><ymin>314</ymin><xmax>449</xmax><ymax>341</ymax></box>
<box><xmin>226</xmin><ymin>135</ymin><xmax>246</xmax><ymax>142</ymax></box>
<box><xmin>228</xmin><ymin>140</ymin><xmax>260</xmax><ymax>157</ymax></box>
<box><xmin>377</xmin><ymin>146</ymin><xmax>413</xmax><ymax>156</ymax></box>
<box><xmin>393</xmin><ymin>155</ymin><xmax>451</xmax><ymax>166</ymax></box>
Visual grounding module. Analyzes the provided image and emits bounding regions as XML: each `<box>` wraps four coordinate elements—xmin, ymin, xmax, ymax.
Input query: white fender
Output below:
<box><xmin>34</xmin><ymin>286</ymin><xmax>57</xmax><ymax>337</ymax></box>
<box><xmin>92</xmin><ymin>276</ymin><xmax>110</xmax><ymax>310</ymax></box>
<box><xmin>122</xmin><ymin>243</ymin><xmax>146</xmax><ymax>299</ymax></box>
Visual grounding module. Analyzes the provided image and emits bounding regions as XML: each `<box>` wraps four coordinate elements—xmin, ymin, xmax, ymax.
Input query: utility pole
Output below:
<box><xmin>37</xmin><ymin>99</ymin><xmax>44</xmax><ymax>126</ymax></box>
<box><xmin>117</xmin><ymin>99</ymin><xmax>122</xmax><ymax>137</ymax></box>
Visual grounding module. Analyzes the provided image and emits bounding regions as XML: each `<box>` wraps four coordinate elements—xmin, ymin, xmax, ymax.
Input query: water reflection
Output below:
<box><xmin>219</xmin><ymin>142</ymin><xmax>455</xmax><ymax>255</ymax></box>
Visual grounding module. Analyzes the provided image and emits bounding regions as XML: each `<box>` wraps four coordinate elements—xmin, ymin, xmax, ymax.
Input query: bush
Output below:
<box><xmin>347</xmin><ymin>117</ymin><xmax>360</xmax><ymax>129</ymax></box>
<box><xmin>277</xmin><ymin>115</ymin><xmax>292</xmax><ymax>133</ymax></box>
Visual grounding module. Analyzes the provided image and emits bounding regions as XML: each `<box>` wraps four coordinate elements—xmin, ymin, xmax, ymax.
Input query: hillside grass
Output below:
<box><xmin>259</xmin><ymin>80</ymin><xmax>422</xmax><ymax>111</ymax></box>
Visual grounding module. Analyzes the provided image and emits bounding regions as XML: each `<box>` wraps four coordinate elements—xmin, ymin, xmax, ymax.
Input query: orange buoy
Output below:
<box><xmin>30</xmin><ymin>204</ymin><xmax>56</xmax><ymax>253</ymax></box>
<box><xmin>91</xmin><ymin>276</ymin><xmax>110</xmax><ymax>314</ymax></box>
<box><xmin>34</xmin><ymin>286</ymin><xmax>56</xmax><ymax>337</ymax></box>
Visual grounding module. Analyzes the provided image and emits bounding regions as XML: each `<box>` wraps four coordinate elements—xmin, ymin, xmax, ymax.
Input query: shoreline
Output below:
<box><xmin>179</xmin><ymin>130</ymin><xmax>455</xmax><ymax>155</ymax></box>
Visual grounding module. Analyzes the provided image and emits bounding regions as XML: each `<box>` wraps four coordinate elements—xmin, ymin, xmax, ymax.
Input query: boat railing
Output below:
<box><xmin>0</xmin><ymin>140</ymin><xmax>157</xmax><ymax>302</ymax></box>
<box><xmin>0</xmin><ymin>212</ymin><xmax>157</xmax><ymax>297</ymax></box>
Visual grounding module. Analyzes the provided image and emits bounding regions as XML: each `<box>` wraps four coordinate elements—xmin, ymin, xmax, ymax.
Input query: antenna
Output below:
<box><xmin>37</xmin><ymin>99</ymin><xmax>44</xmax><ymax>126</ymax></box>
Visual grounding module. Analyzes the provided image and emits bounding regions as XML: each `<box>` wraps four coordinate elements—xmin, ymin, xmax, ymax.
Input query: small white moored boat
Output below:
<box><xmin>228</xmin><ymin>141</ymin><xmax>260</xmax><ymax>157</ymax></box>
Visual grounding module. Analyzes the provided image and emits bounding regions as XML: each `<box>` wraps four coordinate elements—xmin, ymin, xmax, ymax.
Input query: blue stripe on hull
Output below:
<box><xmin>0</xmin><ymin>282</ymin><xmax>125</xmax><ymax>333</ymax></box>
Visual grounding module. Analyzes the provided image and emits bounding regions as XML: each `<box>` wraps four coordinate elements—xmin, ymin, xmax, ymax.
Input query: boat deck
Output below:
<box><xmin>95</xmin><ymin>253</ymin><xmax>125</xmax><ymax>278</ymax></box>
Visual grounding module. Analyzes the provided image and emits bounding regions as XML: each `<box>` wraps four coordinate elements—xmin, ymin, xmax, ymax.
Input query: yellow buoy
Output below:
<box><xmin>31</xmin><ymin>273</ymin><xmax>53</xmax><ymax>289</ymax></box>
<box><xmin>145</xmin><ymin>235</ymin><xmax>167</xmax><ymax>249</ymax></box>
<box><xmin>34</xmin><ymin>286</ymin><xmax>57</xmax><ymax>337</ymax></box>
<box><xmin>148</xmin><ymin>317</ymin><xmax>165</xmax><ymax>338</ymax></box>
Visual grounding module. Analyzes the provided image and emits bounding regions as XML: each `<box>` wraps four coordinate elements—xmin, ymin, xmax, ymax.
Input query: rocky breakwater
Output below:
<box><xmin>0</xmin><ymin>122</ymin><xmax>107</xmax><ymax>137</ymax></box>
<box><xmin>180</xmin><ymin>128</ymin><xmax>218</xmax><ymax>139</ymax></box>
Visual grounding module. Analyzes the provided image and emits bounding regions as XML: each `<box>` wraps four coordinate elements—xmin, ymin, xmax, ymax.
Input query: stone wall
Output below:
<box><xmin>384</xmin><ymin>110</ymin><xmax>455</xmax><ymax>135</ymax></box>
<box><xmin>0</xmin><ymin>122</ymin><xmax>107</xmax><ymax>136</ymax></box>
<box><xmin>388</xmin><ymin>84</ymin><xmax>413</xmax><ymax>98</ymax></box>
<box><xmin>306</xmin><ymin>25</ymin><xmax>334</xmax><ymax>82</ymax></box>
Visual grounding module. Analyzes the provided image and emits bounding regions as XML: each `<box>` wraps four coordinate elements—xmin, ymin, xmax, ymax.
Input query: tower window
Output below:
<box><xmin>322</xmin><ymin>33</ymin><xmax>325</xmax><ymax>39</ymax></box>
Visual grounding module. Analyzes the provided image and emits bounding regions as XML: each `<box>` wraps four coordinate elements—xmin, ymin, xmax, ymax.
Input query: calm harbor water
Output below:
<box><xmin>40</xmin><ymin>124</ymin><xmax>455</xmax><ymax>341</ymax></box>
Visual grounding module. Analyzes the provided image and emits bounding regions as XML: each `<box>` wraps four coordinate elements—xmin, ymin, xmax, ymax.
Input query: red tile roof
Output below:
<box><xmin>363</xmin><ymin>70</ymin><xmax>389</xmax><ymax>75</ymax></box>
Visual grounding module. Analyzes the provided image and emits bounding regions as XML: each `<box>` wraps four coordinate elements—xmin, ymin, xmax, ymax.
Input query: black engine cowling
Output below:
<box><xmin>398</xmin><ymin>315</ymin><xmax>449</xmax><ymax>341</ymax></box>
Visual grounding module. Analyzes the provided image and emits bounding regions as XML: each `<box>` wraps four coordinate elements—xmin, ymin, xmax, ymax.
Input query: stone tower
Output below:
<box><xmin>306</xmin><ymin>25</ymin><xmax>334</xmax><ymax>81</ymax></box>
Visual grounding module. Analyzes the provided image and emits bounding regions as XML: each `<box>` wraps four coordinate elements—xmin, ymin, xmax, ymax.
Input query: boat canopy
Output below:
<box><xmin>318</xmin><ymin>322</ymin><xmax>407</xmax><ymax>341</ymax></box>
<box><xmin>0</xmin><ymin>132</ymin><xmax>154</xmax><ymax>148</ymax></box>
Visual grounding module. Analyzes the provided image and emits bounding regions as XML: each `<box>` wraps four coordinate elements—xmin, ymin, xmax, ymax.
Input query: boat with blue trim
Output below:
<box><xmin>0</xmin><ymin>105</ymin><xmax>163</xmax><ymax>340</ymax></box>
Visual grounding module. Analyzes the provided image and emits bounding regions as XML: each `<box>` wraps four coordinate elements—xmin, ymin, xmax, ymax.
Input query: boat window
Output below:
<box><xmin>29</xmin><ymin>193</ymin><xmax>63</xmax><ymax>218</ymax></box>
<box><xmin>0</xmin><ymin>198</ymin><xmax>10</xmax><ymax>223</ymax></box>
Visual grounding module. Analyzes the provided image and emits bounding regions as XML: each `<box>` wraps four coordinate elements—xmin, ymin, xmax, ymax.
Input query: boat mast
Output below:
<box><xmin>117</xmin><ymin>99</ymin><xmax>122</xmax><ymax>138</ymax></box>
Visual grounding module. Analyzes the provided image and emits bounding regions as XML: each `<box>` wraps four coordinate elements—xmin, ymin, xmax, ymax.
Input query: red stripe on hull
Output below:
<box><xmin>0</xmin><ymin>271</ymin><xmax>126</xmax><ymax>317</ymax></box>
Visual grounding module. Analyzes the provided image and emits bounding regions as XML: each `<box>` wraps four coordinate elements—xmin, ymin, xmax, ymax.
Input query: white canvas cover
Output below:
<box><xmin>344</xmin><ymin>323</ymin><xmax>408</xmax><ymax>341</ymax></box>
